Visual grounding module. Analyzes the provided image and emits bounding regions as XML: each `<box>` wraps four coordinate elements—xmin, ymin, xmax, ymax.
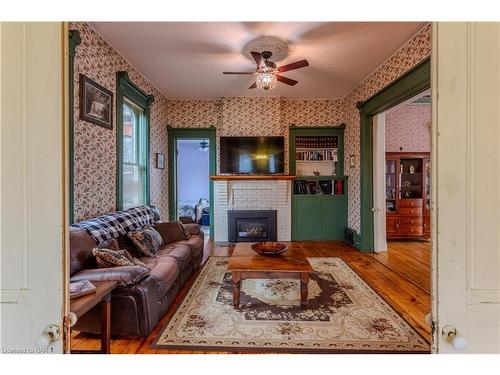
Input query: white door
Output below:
<box><xmin>434</xmin><ymin>22</ymin><xmax>500</xmax><ymax>353</ymax></box>
<box><xmin>0</xmin><ymin>23</ymin><xmax>66</xmax><ymax>353</ymax></box>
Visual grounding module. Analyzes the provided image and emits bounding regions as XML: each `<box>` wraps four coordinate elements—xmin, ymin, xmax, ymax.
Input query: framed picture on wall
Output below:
<box><xmin>79</xmin><ymin>74</ymin><xmax>113</xmax><ymax>129</ymax></box>
<box><xmin>156</xmin><ymin>153</ymin><xmax>165</xmax><ymax>169</ymax></box>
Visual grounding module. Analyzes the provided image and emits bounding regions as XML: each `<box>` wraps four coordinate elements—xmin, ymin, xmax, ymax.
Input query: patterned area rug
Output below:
<box><xmin>154</xmin><ymin>257</ymin><xmax>429</xmax><ymax>353</ymax></box>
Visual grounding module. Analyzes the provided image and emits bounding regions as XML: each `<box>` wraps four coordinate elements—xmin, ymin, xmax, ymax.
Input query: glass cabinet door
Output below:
<box><xmin>399</xmin><ymin>158</ymin><xmax>423</xmax><ymax>199</ymax></box>
<box><xmin>385</xmin><ymin>159</ymin><xmax>397</xmax><ymax>212</ymax></box>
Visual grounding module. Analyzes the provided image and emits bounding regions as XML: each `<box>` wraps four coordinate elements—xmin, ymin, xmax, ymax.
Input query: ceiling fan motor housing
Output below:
<box><xmin>242</xmin><ymin>36</ymin><xmax>290</xmax><ymax>64</ymax></box>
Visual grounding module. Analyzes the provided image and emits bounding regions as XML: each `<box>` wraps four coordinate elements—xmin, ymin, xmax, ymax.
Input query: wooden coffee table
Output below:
<box><xmin>228</xmin><ymin>242</ymin><xmax>313</xmax><ymax>309</ymax></box>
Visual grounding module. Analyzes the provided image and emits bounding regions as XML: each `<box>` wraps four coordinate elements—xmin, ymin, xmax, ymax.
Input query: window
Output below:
<box><xmin>116</xmin><ymin>71</ymin><xmax>154</xmax><ymax>210</ymax></box>
<box><xmin>122</xmin><ymin>99</ymin><xmax>147</xmax><ymax>209</ymax></box>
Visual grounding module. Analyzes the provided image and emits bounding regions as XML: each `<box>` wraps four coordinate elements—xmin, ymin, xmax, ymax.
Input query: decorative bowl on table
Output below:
<box><xmin>250</xmin><ymin>242</ymin><xmax>288</xmax><ymax>256</ymax></box>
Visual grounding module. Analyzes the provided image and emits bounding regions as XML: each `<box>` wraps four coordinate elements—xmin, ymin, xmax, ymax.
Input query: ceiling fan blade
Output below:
<box><xmin>249</xmin><ymin>82</ymin><xmax>257</xmax><ymax>89</ymax></box>
<box><xmin>276</xmin><ymin>75</ymin><xmax>298</xmax><ymax>86</ymax></box>
<box><xmin>250</xmin><ymin>51</ymin><xmax>263</xmax><ymax>67</ymax></box>
<box><xmin>277</xmin><ymin>59</ymin><xmax>309</xmax><ymax>73</ymax></box>
<box><xmin>222</xmin><ymin>71</ymin><xmax>255</xmax><ymax>75</ymax></box>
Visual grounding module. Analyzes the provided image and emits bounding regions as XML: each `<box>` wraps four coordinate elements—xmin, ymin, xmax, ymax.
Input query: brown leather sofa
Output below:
<box><xmin>69</xmin><ymin>217</ymin><xmax>204</xmax><ymax>337</ymax></box>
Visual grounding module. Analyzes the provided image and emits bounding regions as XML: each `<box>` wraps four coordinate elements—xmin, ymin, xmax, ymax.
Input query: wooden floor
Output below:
<box><xmin>71</xmin><ymin>240</ymin><xmax>431</xmax><ymax>354</ymax></box>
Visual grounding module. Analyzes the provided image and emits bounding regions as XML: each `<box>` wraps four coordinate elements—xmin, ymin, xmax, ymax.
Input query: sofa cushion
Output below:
<box><xmin>183</xmin><ymin>223</ymin><xmax>201</xmax><ymax>236</ymax></box>
<box><xmin>127</xmin><ymin>226</ymin><xmax>163</xmax><ymax>257</ymax></box>
<box><xmin>69</xmin><ymin>227</ymin><xmax>98</xmax><ymax>275</ymax></box>
<box><xmin>145</xmin><ymin>257</ymin><xmax>179</xmax><ymax>297</ymax></box>
<box><xmin>171</xmin><ymin>235</ymin><xmax>204</xmax><ymax>255</ymax></box>
<box><xmin>157</xmin><ymin>245</ymin><xmax>193</xmax><ymax>273</ymax></box>
<box><xmin>154</xmin><ymin>221</ymin><xmax>191</xmax><ymax>244</ymax></box>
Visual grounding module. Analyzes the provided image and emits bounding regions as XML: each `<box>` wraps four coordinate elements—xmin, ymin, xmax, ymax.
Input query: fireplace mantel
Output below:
<box><xmin>210</xmin><ymin>175</ymin><xmax>295</xmax><ymax>181</ymax></box>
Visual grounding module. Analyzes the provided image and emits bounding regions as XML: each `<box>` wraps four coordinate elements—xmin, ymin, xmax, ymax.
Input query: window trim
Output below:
<box><xmin>116</xmin><ymin>71</ymin><xmax>154</xmax><ymax>210</ymax></box>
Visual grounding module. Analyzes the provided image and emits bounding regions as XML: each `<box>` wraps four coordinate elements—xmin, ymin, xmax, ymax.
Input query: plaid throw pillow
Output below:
<box><xmin>92</xmin><ymin>248</ymin><xmax>135</xmax><ymax>268</ymax></box>
<box><xmin>127</xmin><ymin>226</ymin><xmax>163</xmax><ymax>257</ymax></box>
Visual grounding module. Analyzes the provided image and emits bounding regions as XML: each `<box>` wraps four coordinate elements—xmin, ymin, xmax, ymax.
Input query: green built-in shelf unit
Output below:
<box><xmin>289</xmin><ymin>125</ymin><xmax>348</xmax><ymax>240</ymax></box>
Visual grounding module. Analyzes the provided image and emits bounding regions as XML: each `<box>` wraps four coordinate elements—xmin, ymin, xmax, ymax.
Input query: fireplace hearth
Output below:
<box><xmin>228</xmin><ymin>210</ymin><xmax>277</xmax><ymax>243</ymax></box>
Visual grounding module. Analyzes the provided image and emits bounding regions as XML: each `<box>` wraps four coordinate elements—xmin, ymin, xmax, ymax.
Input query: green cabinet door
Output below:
<box><xmin>293</xmin><ymin>196</ymin><xmax>322</xmax><ymax>239</ymax></box>
<box><xmin>321</xmin><ymin>196</ymin><xmax>348</xmax><ymax>240</ymax></box>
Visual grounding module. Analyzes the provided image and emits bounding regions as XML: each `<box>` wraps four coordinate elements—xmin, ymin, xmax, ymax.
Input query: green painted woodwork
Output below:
<box><xmin>356</xmin><ymin>57</ymin><xmax>430</xmax><ymax>252</ymax></box>
<box><xmin>321</xmin><ymin>194</ymin><xmax>348</xmax><ymax>239</ymax></box>
<box><xmin>289</xmin><ymin>125</ymin><xmax>348</xmax><ymax>241</ymax></box>
<box><xmin>167</xmin><ymin>126</ymin><xmax>216</xmax><ymax>238</ymax></box>
<box><xmin>68</xmin><ymin>29</ymin><xmax>81</xmax><ymax>224</ymax></box>
<box><xmin>293</xmin><ymin>197</ymin><xmax>322</xmax><ymax>238</ymax></box>
<box><xmin>292</xmin><ymin>180</ymin><xmax>348</xmax><ymax>240</ymax></box>
<box><xmin>289</xmin><ymin>124</ymin><xmax>345</xmax><ymax>177</ymax></box>
<box><xmin>116</xmin><ymin>71</ymin><xmax>154</xmax><ymax>210</ymax></box>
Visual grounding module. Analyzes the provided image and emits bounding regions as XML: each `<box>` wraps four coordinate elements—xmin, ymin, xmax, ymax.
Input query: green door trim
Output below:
<box><xmin>116</xmin><ymin>71</ymin><xmax>155</xmax><ymax>210</ymax></box>
<box><xmin>167</xmin><ymin>126</ymin><xmax>216</xmax><ymax>238</ymax></box>
<box><xmin>356</xmin><ymin>57</ymin><xmax>430</xmax><ymax>252</ymax></box>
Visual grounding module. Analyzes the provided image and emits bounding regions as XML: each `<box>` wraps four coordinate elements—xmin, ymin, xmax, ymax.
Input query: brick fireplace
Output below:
<box><xmin>212</xmin><ymin>177</ymin><xmax>293</xmax><ymax>242</ymax></box>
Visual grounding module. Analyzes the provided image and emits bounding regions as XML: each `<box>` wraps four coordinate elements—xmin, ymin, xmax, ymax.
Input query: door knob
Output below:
<box><xmin>441</xmin><ymin>325</ymin><xmax>468</xmax><ymax>351</ymax></box>
<box><xmin>35</xmin><ymin>324</ymin><xmax>61</xmax><ymax>349</ymax></box>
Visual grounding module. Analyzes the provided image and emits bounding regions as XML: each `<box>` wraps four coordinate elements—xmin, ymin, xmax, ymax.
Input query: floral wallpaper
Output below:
<box><xmin>342</xmin><ymin>23</ymin><xmax>431</xmax><ymax>230</ymax></box>
<box><xmin>165</xmin><ymin>97</ymin><xmax>345</xmax><ymax>174</ymax></box>
<box><xmin>166</xmin><ymin>99</ymin><xmax>222</xmax><ymax>128</ymax></box>
<box><xmin>71</xmin><ymin>22</ymin><xmax>169</xmax><ymax>221</ymax></box>
<box><xmin>72</xmin><ymin>22</ymin><xmax>431</xmax><ymax>233</ymax></box>
<box><xmin>385</xmin><ymin>105</ymin><xmax>431</xmax><ymax>153</ymax></box>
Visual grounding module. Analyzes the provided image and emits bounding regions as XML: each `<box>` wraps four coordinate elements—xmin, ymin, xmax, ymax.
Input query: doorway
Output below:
<box><xmin>357</xmin><ymin>58</ymin><xmax>430</xmax><ymax>252</ymax></box>
<box><xmin>373</xmin><ymin>90</ymin><xmax>431</xmax><ymax>252</ymax></box>
<box><xmin>167</xmin><ymin>127</ymin><xmax>216</xmax><ymax>238</ymax></box>
<box><xmin>357</xmin><ymin>57</ymin><xmax>432</xmax><ymax>348</ymax></box>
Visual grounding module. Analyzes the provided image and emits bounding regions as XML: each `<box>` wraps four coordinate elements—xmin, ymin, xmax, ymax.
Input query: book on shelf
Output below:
<box><xmin>70</xmin><ymin>280</ymin><xmax>96</xmax><ymax>299</ymax></box>
<box><xmin>296</xmin><ymin>136</ymin><xmax>338</xmax><ymax>149</ymax></box>
<box><xmin>294</xmin><ymin>179</ymin><xmax>344</xmax><ymax>195</ymax></box>
<box><xmin>296</xmin><ymin>149</ymin><xmax>338</xmax><ymax>161</ymax></box>
<box><xmin>333</xmin><ymin>179</ymin><xmax>344</xmax><ymax>195</ymax></box>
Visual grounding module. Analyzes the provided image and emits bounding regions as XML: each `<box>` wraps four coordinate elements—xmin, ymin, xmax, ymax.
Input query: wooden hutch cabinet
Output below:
<box><xmin>385</xmin><ymin>152</ymin><xmax>430</xmax><ymax>240</ymax></box>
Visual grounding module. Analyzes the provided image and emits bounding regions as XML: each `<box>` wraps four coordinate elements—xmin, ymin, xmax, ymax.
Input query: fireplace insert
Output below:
<box><xmin>228</xmin><ymin>210</ymin><xmax>277</xmax><ymax>242</ymax></box>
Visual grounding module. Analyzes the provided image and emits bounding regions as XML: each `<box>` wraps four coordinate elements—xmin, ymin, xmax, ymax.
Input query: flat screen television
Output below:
<box><xmin>220</xmin><ymin>136</ymin><xmax>285</xmax><ymax>174</ymax></box>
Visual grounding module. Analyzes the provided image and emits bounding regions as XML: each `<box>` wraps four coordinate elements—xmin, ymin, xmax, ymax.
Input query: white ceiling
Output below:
<box><xmin>90</xmin><ymin>22</ymin><xmax>427</xmax><ymax>99</ymax></box>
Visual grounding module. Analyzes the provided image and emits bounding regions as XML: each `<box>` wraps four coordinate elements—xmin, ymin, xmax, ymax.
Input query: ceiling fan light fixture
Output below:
<box><xmin>196</xmin><ymin>140</ymin><xmax>209</xmax><ymax>151</ymax></box>
<box><xmin>256</xmin><ymin>67</ymin><xmax>277</xmax><ymax>91</ymax></box>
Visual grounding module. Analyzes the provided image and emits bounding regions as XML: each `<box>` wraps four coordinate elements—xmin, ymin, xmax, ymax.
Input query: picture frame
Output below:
<box><xmin>156</xmin><ymin>153</ymin><xmax>165</xmax><ymax>169</ymax></box>
<box><xmin>79</xmin><ymin>74</ymin><xmax>113</xmax><ymax>129</ymax></box>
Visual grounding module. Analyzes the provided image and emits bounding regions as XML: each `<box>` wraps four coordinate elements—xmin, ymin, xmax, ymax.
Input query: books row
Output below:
<box><xmin>296</xmin><ymin>149</ymin><xmax>338</xmax><ymax>161</ymax></box>
<box><xmin>296</xmin><ymin>136</ymin><xmax>338</xmax><ymax>149</ymax></box>
<box><xmin>294</xmin><ymin>179</ymin><xmax>345</xmax><ymax>195</ymax></box>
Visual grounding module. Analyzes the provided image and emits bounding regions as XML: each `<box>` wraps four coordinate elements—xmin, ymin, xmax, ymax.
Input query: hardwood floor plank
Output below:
<box><xmin>71</xmin><ymin>239</ymin><xmax>431</xmax><ymax>353</ymax></box>
<box><xmin>370</xmin><ymin>241</ymin><xmax>431</xmax><ymax>293</ymax></box>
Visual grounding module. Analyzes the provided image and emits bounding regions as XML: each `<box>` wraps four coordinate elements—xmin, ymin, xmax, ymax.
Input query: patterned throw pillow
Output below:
<box><xmin>127</xmin><ymin>226</ymin><xmax>163</xmax><ymax>257</ymax></box>
<box><xmin>92</xmin><ymin>248</ymin><xmax>135</xmax><ymax>268</ymax></box>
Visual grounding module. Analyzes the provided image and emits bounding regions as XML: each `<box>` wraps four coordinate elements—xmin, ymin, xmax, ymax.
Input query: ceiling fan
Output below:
<box><xmin>196</xmin><ymin>140</ymin><xmax>209</xmax><ymax>152</ymax></box>
<box><xmin>223</xmin><ymin>51</ymin><xmax>309</xmax><ymax>91</ymax></box>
